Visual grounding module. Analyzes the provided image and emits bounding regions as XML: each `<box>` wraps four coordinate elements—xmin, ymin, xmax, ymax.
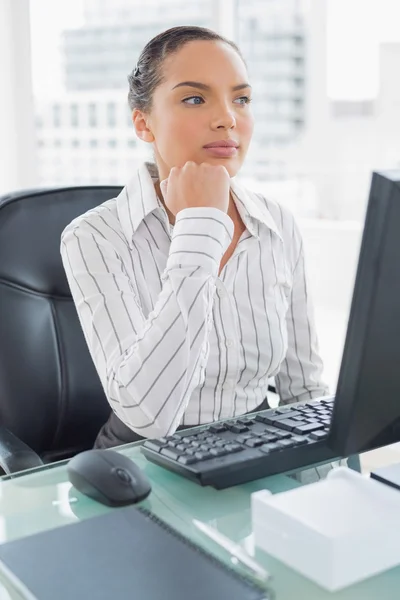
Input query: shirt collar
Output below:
<box><xmin>117</xmin><ymin>161</ymin><xmax>282</xmax><ymax>245</ymax></box>
<box><xmin>116</xmin><ymin>161</ymin><xmax>167</xmax><ymax>246</ymax></box>
<box><xmin>230</xmin><ymin>178</ymin><xmax>282</xmax><ymax>241</ymax></box>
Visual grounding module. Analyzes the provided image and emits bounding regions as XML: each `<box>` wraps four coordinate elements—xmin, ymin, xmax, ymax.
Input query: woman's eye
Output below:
<box><xmin>182</xmin><ymin>96</ymin><xmax>204</xmax><ymax>105</ymax></box>
<box><xmin>234</xmin><ymin>96</ymin><xmax>252</xmax><ymax>105</ymax></box>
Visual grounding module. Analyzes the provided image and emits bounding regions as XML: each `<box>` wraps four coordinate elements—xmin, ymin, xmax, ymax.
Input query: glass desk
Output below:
<box><xmin>0</xmin><ymin>442</ymin><xmax>400</xmax><ymax>599</ymax></box>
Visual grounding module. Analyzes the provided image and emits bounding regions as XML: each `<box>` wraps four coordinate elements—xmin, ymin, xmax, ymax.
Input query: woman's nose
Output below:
<box><xmin>210</xmin><ymin>105</ymin><xmax>236</xmax><ymax>130</ymax></box>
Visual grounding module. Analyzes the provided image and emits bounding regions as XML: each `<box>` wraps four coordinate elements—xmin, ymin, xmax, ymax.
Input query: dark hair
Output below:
<box><xmin>127</xmin><ymin>26</ymin><xmax>245</xmax><ymax>112</ymax></box>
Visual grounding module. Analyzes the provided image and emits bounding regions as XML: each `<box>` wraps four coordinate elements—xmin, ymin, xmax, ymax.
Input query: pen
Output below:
<box><xmin>193</xmin><ymin>519</ymin><xmax>270</xmax><ymax>582</ymax></box>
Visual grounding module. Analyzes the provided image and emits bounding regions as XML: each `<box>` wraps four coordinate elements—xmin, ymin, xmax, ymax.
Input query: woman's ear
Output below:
<box><xmin>132</xmin><ymin>109</ymin><xmax>155</xmax><ymax>143</ymax></box>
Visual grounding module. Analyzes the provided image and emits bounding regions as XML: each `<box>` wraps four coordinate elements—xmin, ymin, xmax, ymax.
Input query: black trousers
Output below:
<box><xmin>94</xmin><ymin>395</ymin><xmax>271</xmax><ymax>450</ymax></box>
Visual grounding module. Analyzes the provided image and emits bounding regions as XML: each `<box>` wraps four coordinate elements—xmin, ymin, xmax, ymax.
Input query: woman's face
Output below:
<box><xmin>134</xmin><ymin>40</ymin><xmax>254</xmax><ymax>182</ymax></box>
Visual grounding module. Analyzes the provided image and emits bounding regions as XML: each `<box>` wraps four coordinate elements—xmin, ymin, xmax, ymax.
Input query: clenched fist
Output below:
<box><xmin>160</xmin><ymin>161</ymin><xmax>231</xmax><ymax>217</ymax></box>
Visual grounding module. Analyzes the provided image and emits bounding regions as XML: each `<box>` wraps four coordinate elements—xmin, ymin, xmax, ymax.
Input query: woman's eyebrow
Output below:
<box><xmin>172</xmin><ymin>81</ymin><xmax>251</xmax><ymax>92</ymax></box>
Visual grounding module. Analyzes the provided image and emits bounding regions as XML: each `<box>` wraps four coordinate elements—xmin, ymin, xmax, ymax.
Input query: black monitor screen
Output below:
<box><xmin>328</xmin><ymin>171</ymin><xmax>400</xmax><ymax>456</ymax></box>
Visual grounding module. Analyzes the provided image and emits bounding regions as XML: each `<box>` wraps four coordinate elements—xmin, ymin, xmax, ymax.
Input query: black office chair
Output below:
<box><xmin>0</xmin><ymin>186</ymin><xmax>123</xmax><ymax>476</ymax></box>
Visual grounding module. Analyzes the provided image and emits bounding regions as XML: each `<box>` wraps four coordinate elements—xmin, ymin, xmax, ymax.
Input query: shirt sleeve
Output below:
<box><xmin>275</xmin><ymin>222</ymin><xmax>330</xmax><ymax>405</ymax></box>
<box><xmin>61</xmin><ymin>206</ymin><xmax>234</xmax><ymax>438</ymax></box>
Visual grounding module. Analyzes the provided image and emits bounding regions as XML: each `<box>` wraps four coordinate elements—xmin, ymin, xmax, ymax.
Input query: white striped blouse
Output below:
<box><xmin>61</xmin><ymin>161</ymin><xmax>328</xmax><ymax>439</ymax></box>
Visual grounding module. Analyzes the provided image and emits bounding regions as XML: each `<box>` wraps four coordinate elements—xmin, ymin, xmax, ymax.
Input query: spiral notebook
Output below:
<box><xmin>0</xmin><ymin>506</ymin><xmax>268</xmax><ymax>600</ymax></box>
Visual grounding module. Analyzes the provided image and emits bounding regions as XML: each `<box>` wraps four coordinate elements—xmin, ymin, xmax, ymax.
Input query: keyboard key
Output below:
<box><xmin>265</xmin><ymin>411</ymin><xmax>303</xmax><ymax>425</ymax></box>
<box><xmin>224</xmin><ymin>444</ymin><xmax>243</xmax><ymax>453</ymax></box>
<box><xmin>275</xmin><ymin>418</ymin><xmax>306</xmax><ymax>431</ymax></box>
<box><xmin>276</xmin><ymin>439</ymin><xmax>296</xmax><ymax>449</ymax></box>
<box><xmin>235</xmin><ymin>433</ymin><xmax>253</xmax><ymax>443</ymax></box>
<box><xmin>143</xmin><ymin>440</ymin><xmax>166</xmax><ymax>453</ymax></box>
<box><xmin>255</xmin><ymin>414</ymin><xmax>270</xmax><ymax>423</ymax></box>
<box><xmin>176</xmin><ymin>444</ymin><xmax>189</xmax><ymax>452</ymax></box>
<box><xmin>302</xmin><ymin>410</ymin><xmax>317</xmax><ymax>418</ymax></box>
<box><xmin>260</xmin><ymin>433</ymin><xmax>278</xmax><ymax>443</ymax></box>
<box><xmin>260</xmin><ymin>443</ymin><xmax>281</xmax><ymax>453</ymax></box>
<box><xmin>208</xmin><ymin>424</ymin><xmax>227</xmax><ymax>433</ymax></box>
<box><xmin>178</xmin><ymin>455</ymin><xmax>198</xmax><ymax>465</ymax></box>
<box><xmin>199</xmin><ymin>444</ymin><xmax>212</xmax><ymax>452</ymax></box>
<box><xmin>229</xmin><ymin>424</ymin><xmax>249</xmax><ymax>434</ymax></box>
<box><xmin>160</xmin><ymin>448</ymin><xmax>184</xmax><ymax>461</ymax></box>
<box><xmin>291</xmin><ymin>435</ymin><xmax>308</xmax><ymax>445</ymax></box>
<box><xmin>275</xmin><ymin>406</ymin><xmax>292</xmax><ymax>414</ymax></box>
<box><xmin>293</xmin><ymin>423</ymin><xmax>324</xmax><ymax>435</ymax></box>
<box><xmin>181</xmin><ymin>437</ymin><xmax>194</xmax><ymax>444</ymax></box>
<box><xmin>310</xmin><ymin>430</ymin><xmax>329</xmax><ymax>440</ymax></box>
<box><xmin>214</xmin><ymin>440</ymin><xmax>226</xmax><ymax>448</ymax></box>
<box><xmin>274</xmin><ymin>431</ymin><xmax>292</xmax><ymax>440</ymax></box>
<box><xmin>279</xmin><ymin>411</ymin><xmax>303</xmax><ymax>420</ymax></box>
<box><xmin>245</xmin><ymin>438</ymin><xmax>264</xmax><ymax>448</ymax></box>
<box><xmin>167</xmin><ymin>440</ymin><xmax>179</xmax><ymax>447</ymax></box>
<box><xmin>263</xmin><ymin>425</ymin><xmax>280</xmax><ymax>434</ymax></box>
<box><xmin>210</xmin><ymin>447</ymin><xmax>228</xmax><ymax>457</ymax></box>
<box><xmin>194</xmin><ymin>451</ymin><xmax>213</xmax><ymax>461</ymax></box>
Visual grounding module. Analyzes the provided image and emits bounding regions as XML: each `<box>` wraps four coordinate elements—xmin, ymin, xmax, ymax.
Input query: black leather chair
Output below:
<box><xmin>0</xmin><ymin>186</ymin><xmax>122</xmax><ymax>475</ymax></box>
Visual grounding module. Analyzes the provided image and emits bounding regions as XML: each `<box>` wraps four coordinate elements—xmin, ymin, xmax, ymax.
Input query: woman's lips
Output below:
<box><xmin>203</xmin><ymin>146</ymin><xmax>238</xmax><ymax>158</ymax></box>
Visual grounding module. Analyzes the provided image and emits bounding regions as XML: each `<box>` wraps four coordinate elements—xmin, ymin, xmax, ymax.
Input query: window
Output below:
<box><xmin>88</xmin><ymin>103</ymin><xmax>97</xmax><ymax>127</ymax></box>
<box><xmin>70</xmin><ymin>103</ymin><xmax>79</xmax><ymax>127</ymax></box>
<box><xmin>107</xmin><ymin>102</ymin><xmax>116</xmax><ymax>128</ymax></box>
<box><xmin>236</xmin><ymin>0</ymin><xmax>400</xmax><ymax>388</ymax></box>
<box><xmin>52</xmin><ymin>104</ymin><xmax>61</xmax><ymax>128</ymax></box>
<box><xmin>27</xmin><ymin>0</ymin><xmax>400</xmax><ymax>392</ymax></box>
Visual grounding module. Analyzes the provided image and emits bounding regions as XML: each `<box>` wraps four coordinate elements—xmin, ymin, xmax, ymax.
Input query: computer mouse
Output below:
<box><xmin>67</xmin><ymin>449</ymin><xmax>151</xmax><ymax>507</ymax></box>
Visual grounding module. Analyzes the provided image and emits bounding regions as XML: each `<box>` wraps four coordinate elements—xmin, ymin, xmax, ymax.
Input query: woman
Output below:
<box><xmin>61</xmin><ymin>25</ymin><xmax>329</xmax><ymax>450</ymax></box>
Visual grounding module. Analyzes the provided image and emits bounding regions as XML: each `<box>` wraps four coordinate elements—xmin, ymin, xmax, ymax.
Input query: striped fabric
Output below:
<box><xmin>61</xmin><ymin>161</ymin><xmax>328</xmax><ymax>439</ymax></box>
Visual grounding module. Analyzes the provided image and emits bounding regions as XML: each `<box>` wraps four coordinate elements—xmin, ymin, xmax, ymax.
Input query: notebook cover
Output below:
<box><xmin>0</xmin><ymin>506</ymin><xmax>268</xmax><ymax>600</ymax></box>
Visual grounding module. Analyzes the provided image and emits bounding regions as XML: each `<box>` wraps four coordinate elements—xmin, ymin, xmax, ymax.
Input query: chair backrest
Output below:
<box><xmin>0</xmin><ymin>186</ymin><xmax>122</xmax><ymax>462</ymax></box>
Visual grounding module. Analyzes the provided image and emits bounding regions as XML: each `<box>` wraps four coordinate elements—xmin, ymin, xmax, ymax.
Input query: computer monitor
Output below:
<box><xmin>328</xmin><ymin>170</ymin><xmax>400</xmax><ymax>456</ymax></box>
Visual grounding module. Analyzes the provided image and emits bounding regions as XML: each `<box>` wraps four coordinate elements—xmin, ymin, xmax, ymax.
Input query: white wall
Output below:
<box><xmin>0</xmin><ymin>0</ymin><xmax>38</xmax><ymax>194</ymax></box>
<box><xmin>299</xmin><ymin>219</ymin><xmax>363</xmax><ymax>389</ymax></box>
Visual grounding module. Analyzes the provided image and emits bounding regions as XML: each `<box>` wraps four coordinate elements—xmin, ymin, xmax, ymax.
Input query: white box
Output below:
<box><xmin>252</xmin><ymin>467</ymin><xmax>400</xmax><ymax>591</ymax></box>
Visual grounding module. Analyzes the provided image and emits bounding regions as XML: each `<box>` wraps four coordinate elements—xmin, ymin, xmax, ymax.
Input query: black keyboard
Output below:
<box><xmin>140</xmin><ymin>397</ymin><xmax>338</xmax><ymax>489</ymax></box>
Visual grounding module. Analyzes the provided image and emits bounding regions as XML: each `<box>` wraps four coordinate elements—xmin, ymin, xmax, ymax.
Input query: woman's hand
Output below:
<box><xmin>160</xmin><ymin>161</ymin><xmax>230</xmax><ymax>217</ymax></box>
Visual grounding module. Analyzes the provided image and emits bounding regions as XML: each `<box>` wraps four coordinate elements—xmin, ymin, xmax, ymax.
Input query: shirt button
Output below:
<box><xmin>226</xmin><ymin>339</ymin><xmax>234</xmax><ymax>348</ymax></box>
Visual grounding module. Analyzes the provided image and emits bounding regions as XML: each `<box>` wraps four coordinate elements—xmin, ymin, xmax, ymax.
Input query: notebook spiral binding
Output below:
<box><xmin>137</xmin><ymin>507</ymin><xmax>271</xmax><ymax>599</ymax></box>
